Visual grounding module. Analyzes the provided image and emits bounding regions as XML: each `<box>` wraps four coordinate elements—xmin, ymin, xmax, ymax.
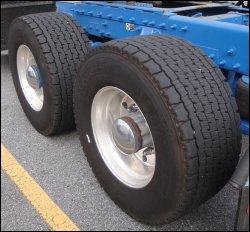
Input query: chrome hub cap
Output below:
<box><xmin>112</xmin><ymin>117</ymin><xmax>142</xmax><ymax>154</ymax></box>
<box><xmin>91</xmin><ymin>87</ymin><xmax>156</xmax><ymax>188</ymax></box>
<box><xmin>26</xmin><ymin>65</ymin><xmax>42</xmax><ymax>89</ymax></box>
<box><xmin>17</xmin><ymin>45</ymin><xmax>44</xmax><ymax>111</ymax></box>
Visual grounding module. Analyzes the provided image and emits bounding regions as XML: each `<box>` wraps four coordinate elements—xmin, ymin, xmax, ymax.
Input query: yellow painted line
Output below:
<box><xmin>1</xmin><ymin>144</ymin><xmax>80</xmax><ymax>231</ymax></box>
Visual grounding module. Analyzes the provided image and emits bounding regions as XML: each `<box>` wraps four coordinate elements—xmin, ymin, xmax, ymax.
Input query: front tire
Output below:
<box><xmin>74</xmin><ymin>35</ymin><xmax>241</xmax><ymax>224</ymax></box>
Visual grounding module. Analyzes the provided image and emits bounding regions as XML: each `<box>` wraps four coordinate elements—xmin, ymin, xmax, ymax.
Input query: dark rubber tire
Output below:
<box><xmin>8</xmin><ymin>12</ymin><xmax>90</xmax><ymax>135</ymax></box>
<box><xmin>235</xmin><ymin>78</ymin><xmax>249</xmax><ymax>119</ymax></box>
<box><xmin>74</xmin><ymin>35</ymin><xmax>242</xmax><ymax>224</ymax></box>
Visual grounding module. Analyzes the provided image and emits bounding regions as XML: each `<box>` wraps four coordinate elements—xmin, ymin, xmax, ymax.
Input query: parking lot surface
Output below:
<box><xmin>1</xmin><ymin>51</ymin><xmax>249</xmax><ymax>231</ymax></box>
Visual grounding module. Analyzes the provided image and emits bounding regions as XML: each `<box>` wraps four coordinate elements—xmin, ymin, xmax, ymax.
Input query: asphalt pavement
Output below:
<box><xmin>1</xmin><ymin>51</ymin><xmax>249</xmax><ymax>231</ymax></box>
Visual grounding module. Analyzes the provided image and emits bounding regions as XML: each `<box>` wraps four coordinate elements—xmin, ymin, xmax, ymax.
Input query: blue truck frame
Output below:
<box><xmin>56</xmin><ymin>1</ymin><xmax>249</xmax><ymax>135</ymax></box>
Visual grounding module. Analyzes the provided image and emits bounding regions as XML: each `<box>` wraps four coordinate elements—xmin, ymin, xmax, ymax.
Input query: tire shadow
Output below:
<box><xmin>1</xmin><ymin>50</ymin><xmax>9</xmax><ymax>68</ymax></box>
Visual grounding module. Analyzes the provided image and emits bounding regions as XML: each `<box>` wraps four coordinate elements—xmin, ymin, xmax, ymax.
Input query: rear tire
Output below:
<box><xmin>235</xmin><ymin>77</ymin><xmax>249</xmax><ymax>119</ymax></box>
<box><xmin>8</xmin><ymin>12</ymin><xmax>90</xmax><ymax>135</ymax></box>
<box><xmin>74</xmin><ymin>35</ymin><xmax>241</xmax><ymax>224</ymax></box>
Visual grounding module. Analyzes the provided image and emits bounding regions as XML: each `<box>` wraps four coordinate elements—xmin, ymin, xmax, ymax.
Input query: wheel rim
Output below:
<box><xmin>91</xmin><ymin>86</ymin><xmax>156</xmax><ymax>188</ymax></box>
<box><xmin>17</xmin><ymin>45</ymin><xmax>44</xmax><ymax>111</ymax></box>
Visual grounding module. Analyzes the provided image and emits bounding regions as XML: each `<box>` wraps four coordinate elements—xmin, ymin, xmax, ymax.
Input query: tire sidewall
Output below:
<box><xmin>75</xmin><ymin>52</ymin><xmax>186</xmax><ymax>221</ymax></box>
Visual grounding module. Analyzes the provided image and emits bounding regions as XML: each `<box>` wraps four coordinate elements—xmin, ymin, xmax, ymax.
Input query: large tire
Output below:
<box><xmin>8</xmin><ymin>12</ymin><xmax>90</xmax><ymax>135</ymax></box>
<box><xmin>74</xmin><ymin>35</ymin><xmax>242</xmax><ymax>224</ymax></box>
<box><xmin>235</xmin><ymin>78</ymin><xmax>249</xmax><ymax>119</ymax></box>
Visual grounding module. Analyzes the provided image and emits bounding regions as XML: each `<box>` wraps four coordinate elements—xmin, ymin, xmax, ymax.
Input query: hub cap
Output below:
<box><xmin>26</xmin><ymin>65</ymin><xmax>42</xmax><ymax>89</ymax></box>
<box><xmin>112</xmin><ymin>117</ymin><xmax>142</xmax><ymax>154</ymax></box>
<box><xmin>91</xmin><ymin>87</ymin><xmax>155</xmax><ymax>188</ymax></box>
<box><xmin>17</xmin><ymin>45</ymin><xmax>43</xmax><ymax>111</ymax></box>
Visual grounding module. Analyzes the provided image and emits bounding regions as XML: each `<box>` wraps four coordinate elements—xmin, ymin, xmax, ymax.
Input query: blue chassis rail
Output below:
<box><xmin>56</xmin><ymin>1</ymin><xmax>249</xmax><ymax>134</ymax></box>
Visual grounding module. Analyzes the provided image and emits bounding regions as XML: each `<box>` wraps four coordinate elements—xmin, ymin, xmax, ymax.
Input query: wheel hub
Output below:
<box><xmin>17</xmin><ymin>44</ymin><xmax>44</xmax><ymax>111</ymax></box>
<box><xmin>26</xmin><ymin>65</ymin><xmax>42</xmax><ymax>89</ymax></box>
<box><xmin>112</xmin><ymin>117</ymin><xmax>142</xmax><ymax>154</ymax></box>
<box><xmin>91</xmin><ymin>86</ymin><xmax>156</xmax><ymax>188</ymax></box>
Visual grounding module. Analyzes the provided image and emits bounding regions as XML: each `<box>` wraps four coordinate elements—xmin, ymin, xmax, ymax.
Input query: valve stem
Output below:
<box><xmin>142</xmin><ymin>147</ymin><xmax>154</xmax><ymax>162</ymax></box>
<box><xmin>122</xmin><ymin>102</ymin><xmax>138</xmax><ymax>112</ymax></box>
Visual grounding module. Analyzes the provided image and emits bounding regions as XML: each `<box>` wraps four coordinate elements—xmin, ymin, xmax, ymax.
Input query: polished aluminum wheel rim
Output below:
<box><xmin>17</xmin><ymin>45</ymin><xmax>44</xmax><ymax>111</ymax></box>
<box><xmin>91</xmin><ymin>87</ymin><xmax>156</xmax><ymax>188</ymax></box>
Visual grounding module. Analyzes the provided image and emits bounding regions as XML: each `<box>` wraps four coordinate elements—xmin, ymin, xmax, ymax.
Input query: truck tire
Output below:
<box><xmin>74</xmin><ymin>35</ymin><xmax>241</xmax><ymax>224</ymax></box>
<box><xmin>8</xmin><ymin>12</ymin><xmax>90</xmax><ymax>135</ymax></box>
<box><xmin>235</xmin><ymin>78</ymin><xmax>249</xmax><ymax>119</ymax></box>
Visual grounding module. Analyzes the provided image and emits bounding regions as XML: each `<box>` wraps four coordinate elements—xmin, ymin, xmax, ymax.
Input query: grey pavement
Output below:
<box><xmin>1</xmin><ymin>170</ymin><xmax>50</xmax><ymax>231</ymax></box>
<box><xmin>1</xmin><ymin>51</ymin><xmax>249</xmax><ymax>231</ymax></box>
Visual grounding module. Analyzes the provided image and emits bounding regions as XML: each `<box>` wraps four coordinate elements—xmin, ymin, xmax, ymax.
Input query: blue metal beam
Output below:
<box><xmin>56</xmin><ymin>1</ymin><xmax>249</xmax><ymax>76</ymax></box>
<box><xmin>204</xmin><ymin>13</ymin><xmax>249</xmax><ymax>25</ymax></box>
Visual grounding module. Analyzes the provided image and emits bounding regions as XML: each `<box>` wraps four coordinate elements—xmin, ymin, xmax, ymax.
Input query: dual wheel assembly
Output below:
<box><xmin>9</xmin><ymin>13</ymin><xmax>242</xmax><ymax>224</ymax></box>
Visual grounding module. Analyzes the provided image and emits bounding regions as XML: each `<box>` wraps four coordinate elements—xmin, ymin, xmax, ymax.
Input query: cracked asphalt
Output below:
<box><xmin>1</xmin><ymin>51</ymin><xmax>249</xmax><ymax>231</ymax></box>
